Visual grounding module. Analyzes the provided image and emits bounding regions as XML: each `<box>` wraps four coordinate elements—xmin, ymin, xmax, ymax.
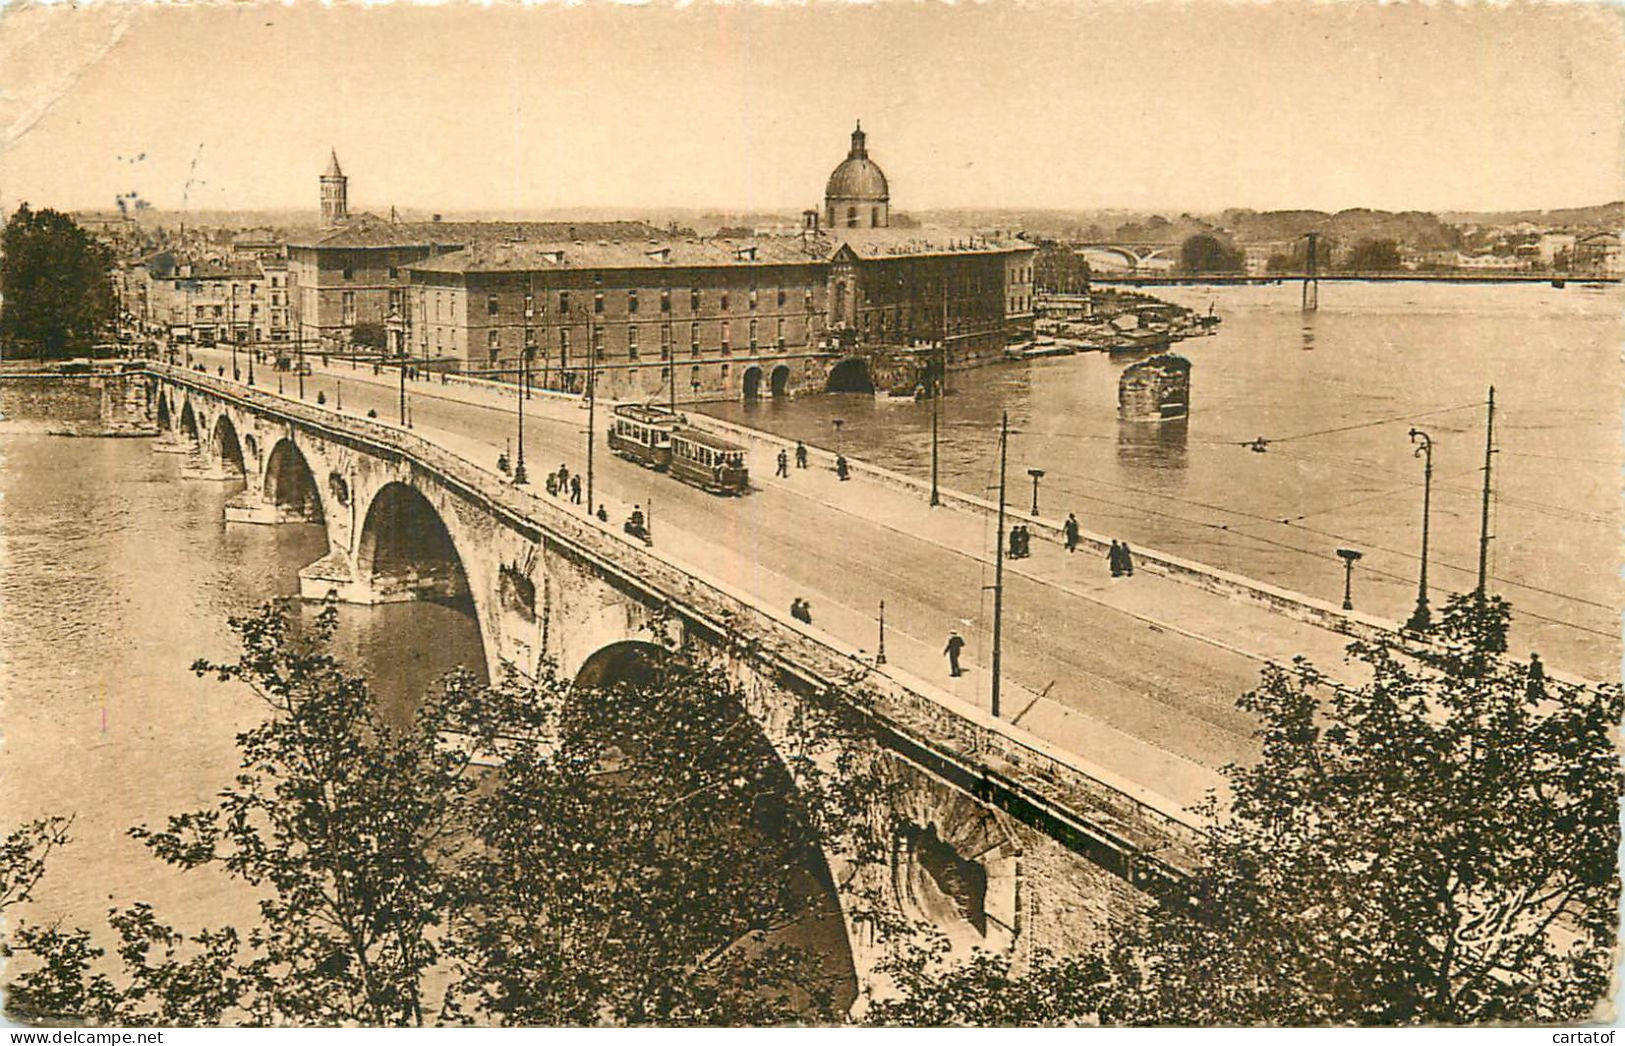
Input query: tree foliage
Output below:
<box><xmin>1344</xmin><ymin>238</ymin><xmax>1405</xmax><ymax>272</ymax></box>
<box><xmin>3</xmin><ymin>602</ymin><xmax>891</xmax><ymax>1026</ymax></box>
<box><xmin>1114</xmin><ymin>592</ymin><xmax>1620</xmax><ymax>1025</ymax></box>
<box><xmin>0</xmin><ymin>205</ymin><xmax>116</xmax><ymax>360</ymax></box>
<box><xmin>1179</xmin><ymin>234</ymin><xmax>1244</xmax><ymax>274</ymax></box>
<box><xmin>350</xmin><ymin>322</ymin><xmax>387</xmax><ymax>352</ymax></box>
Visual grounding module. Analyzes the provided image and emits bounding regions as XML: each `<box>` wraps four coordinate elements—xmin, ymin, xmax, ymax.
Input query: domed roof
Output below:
<box><xmin>825</xmin><ymin>123</ymin><xmax>889</xmax><ymax>201</ymax></box>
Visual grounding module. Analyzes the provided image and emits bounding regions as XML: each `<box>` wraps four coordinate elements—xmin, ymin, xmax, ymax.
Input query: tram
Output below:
<box><xmin>608</xmin><ymin>404</ymin><xmax>684</xmax><ymax>470</ymax></box>
<box><xmin>668</xmin><ymin>427</ymin><xmax>749</xmax><ymax>495</ymax></box>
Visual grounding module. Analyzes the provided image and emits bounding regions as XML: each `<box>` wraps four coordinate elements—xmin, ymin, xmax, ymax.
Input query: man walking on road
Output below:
<box><xmin>1108</xmin><ymin>540</ymin><xmax>1124</xmax><ymax>577</ymax></box>
<box><xmin>944</xmin><ymin>631</ymin><xmax>966</xmax><ymax>677</ymax></box>
<box><xmin>795</xmin><ymin>441</ymin><xmax>808</xmax><ymax>469</ymax></box>
<box><xmin>1064</xmin><ymin>513</ymin><xmax>1080</xmax><ymax>553</ymax></box>
<box><xmin>570</xmin><ymin>474</ymin><xmax>582</xmax><ymax>504</ymax></box>
<box><xmin>776</xmin><ymin>448</ymin><xmax>789</xmax><ymax>478</ymax></box>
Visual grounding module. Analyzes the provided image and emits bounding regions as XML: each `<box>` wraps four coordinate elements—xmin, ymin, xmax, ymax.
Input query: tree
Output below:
<box><xmin>1115</xmin><ymin>592</ymin><xmax>1620</xmax><ymax>1025</ymax></box>
<box><xmin>1179</xmin><ymin>234</ymin><xmax>1243</xmax><ymax>274</ymax></box>
<box><xmin>350</xmin><ymin>322</ymin><xmax>387</xmax><ymax>352</ymax></box>
<box><xmin>861</xmin><ymin>932</ymin><xmax>1116</xmax><ymax>1026</ymax></box>
<box><xmin>0</xmin><ymin>205</ymin><xmax>117</xmax><ymax>360</ymax></box>
<box><xmin>1344</xmin><ymin>238</ymin><xmax>1404</xmax><ymax>272</ymax></box>
<box><xmin>1033</xmin><ymin>243</ymin><xmax>1092</xmax><ymax>294</ymax></box>
<box><xmin>4</xmin><ymin>603</ymin><xmax>892</xmax><ymax>1027</ymax></box>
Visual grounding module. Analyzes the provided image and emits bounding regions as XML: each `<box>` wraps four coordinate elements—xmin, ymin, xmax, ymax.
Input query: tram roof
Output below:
<box><xmin>613</xmin><ymin>404</ymin><xmax>685</xmax><ymax>425</ymax></box>
<box><xmin>672</xmin><ymin>427</ymin><xmax>746</xmax><ymax>453</ymax></box>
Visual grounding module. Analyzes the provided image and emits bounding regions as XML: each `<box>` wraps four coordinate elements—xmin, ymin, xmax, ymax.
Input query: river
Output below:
<box><xmin>0</xmin><ymin>433</ymin><xmax>485</xmax><ymax>957</ymax></box>
<box><xmin>704</xmin><ymin>280</ymin><xmax>1623</xmax><ymax>681</ymax></box>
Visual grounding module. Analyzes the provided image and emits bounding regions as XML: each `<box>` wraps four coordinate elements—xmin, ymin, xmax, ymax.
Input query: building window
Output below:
<box><xmin>776</xmin><ymin>317</ymin><xmax>786</xmax><ymax>349</ymax></box>
<box><xmin>594</xmin><ymin>292</ymin><xmax>604</xmax><ymax>315</ymax></box>
<box><xmin>846</xmin><ymin>206</ymin><xmax>857</xmax><ymax>226</ymax></box>
<box><xmin>560</xmin><ymin>291</ymin><xmax>571</xmax><ymax>315</ymax></box>
<box><xmin>660</xmin><ymin>288</ymin><xmax>671</xmax><ymax>313</ymax></box>
<box><xmin>690</xmin><ymin>287</ymin><xmax>700</xmax><ymax>312</ymax></box>
<box><xmin>342</xmin><ymin>266</ymin><xmax>354</xmax><ymax>280</ymax></box>
<box><xmin>249</xmin><ymin>283</ymin><xmax>259</xmax><ymax>297</ymax></box>
<box><xmin>341</xmin><ymin>291</ymin><xmax>356</xmax><ymax>325</ymax></box>
<box><xmin>872</xmin><ymin>207</ymin><xmax>880</xmax><ymax>226</ymax></box>
<box><xmin>627</xmin><ymin>324</ymin><xmax>639</xmax><ymax>360</ymax></box>
<box><xmin>749</xmin><ymin>287</ymin><xmax>758</xmax><ymax>310</ymax></box>
<box><xmin>195</xmin><ymin>306</ymin><xmax>206</xmax><ymax>320</ymax></box>
<box><xmin>748</xmin><ymin>318</ymin><xmax>758</xmax><ymax>350</ymax></box>
<box><xmin>805</xmin><ymin>289</ymin><xmax>814</xmax><ymax>311</ymax></box>
<box><xmin>488</xmin><ymin>328</ymin><xmax>500</xmax><ymax>349</ymax></box>
<box><xmin>721</xmin><ymin>363</ymin><xmax>730</xmax><ymax>385</ymax></box>
<box><xmin>720</xmin><ymin>320</ymin><xmax>731</xmax><ymax>353</ymax></box>
<box><xmin>388</xmin><ymin>267</ymin><xmax>400</xmax><ymax>280</ymax></box>
<box><xmin>660</xmin><ymin>323</ymin><xmax>671</xmax><ymax>359</ymax></box>
<box><xmin>593</xmin><ymin>324</ymin><xmax>604</xmax><ymax>359</ymax></box>
<box><xmin>524</xmin><ymin>294</ymin><xmax>534</xmax><ymax>319</ymax></box>
<box><xmin>690</xmin><ymin>364</ymin><xmax>701</xmax><ymax>389</ymax></box>
<box><xmin>690</xmin><ymin>322</ymin><xmax>700</xmax><ymax>356</ymax></box>
<box><xmin>525</xmin><ymin>327</ymin><xmax>537</xmax><ymax>349</ymax></box>
<box><xmin>777</xmin><ymin>287</ymin><xmax>787</xmax><ymax>307</ymax></box>
<box><xmin>488</xmin><ymin>294</ymin><xmax>499</xmax><ymax>317</ymax></box>
<box><xmin>628</xmin><ymin>289</ymin><xmax>639</xmax><ymax>314</ymax></box>
<box><xmin>559</xmin><ymin>328</ymin><xmax>571</xmax><ymax>360</ymax></box>
<box><xmin>720</xmin><ymin>292</ymin><xmax>730</xmax><ymax>312</ymax></box>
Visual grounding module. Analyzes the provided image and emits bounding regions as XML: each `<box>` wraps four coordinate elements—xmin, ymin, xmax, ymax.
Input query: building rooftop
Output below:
<box><xmin>408</xmin><ymin>235</ymin><xmax>827</xmax><ymax>274</ymax></box>
<box><xmin>288</xmin><ymin>212</ymin><xmax>663</xmax><ymax>250</ymax></box>
<box><xmin>822</xmin><ymin>227</ymin><xmax>1033</xmax><ymax>259</ymax></box>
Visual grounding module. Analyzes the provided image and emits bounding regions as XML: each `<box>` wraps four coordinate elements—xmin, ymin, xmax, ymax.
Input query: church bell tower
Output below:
<box><xmin>320</xmin><ymin>149</ymin><xmax>348</xmax><ymax>227</ymax></box>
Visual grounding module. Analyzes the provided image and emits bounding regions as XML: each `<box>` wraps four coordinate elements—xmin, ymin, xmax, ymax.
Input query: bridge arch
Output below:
<box><xmin>155</xmin><ymin>392</ymin><xmax>171</xmax><ymax>431</ymax></box>
<box><xmin>212</xmin><ymin>414</ymin><xmax>246</xmax><ymax>476</ymax></box>
<box><xmin>569</xmin><ymin>640</ymin><xmax>860</xmax><ymax>1013</ymax></box>
<box><xmin>263</xmin><ymin>438</ymin><xmax>325</xmax><ymax>523</ymax></box>
<box><xmin>826</xmin><ymin>357</ymin><xmax>873</xmax><ymax>393</ymax></box>
<box><xmin>355</xmin><ymin>481</ymin><xmax>475</xmax><ymax>611</ymax></box>
<box><xmin>178</xmin><ymin>401</ymin><xmax>199</xmax><ymax>445</ymax></box>
<box><xmin>770</xmin><ymin>364</ymin><xmax>791</xmax><ymax>398</ymax></box>
<box><xmin>742</xmin><ymin>365</ymin><xmax>764</xmax><ymax>401</ymax></box>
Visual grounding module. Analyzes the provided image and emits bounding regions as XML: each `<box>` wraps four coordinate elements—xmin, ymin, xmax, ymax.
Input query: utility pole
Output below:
<box><xmin>931</xmin><ymin>290</ymin><xmax>947</xmax><ymax>506</ymax></box>
<box><xmin>1476</xmin><ymin>386</ymin><xmax>1496</xmax><ymax>599</ymax></box>
<box><xmin>398</xmin><ymin>358</ymin><xmax>407</xmax><ymax>425</ymax></box>
<box><xmin>876</xmin><ymin>600</ymin><xmax>887</xmax><ymax>665</ymax></box>
<box><xmin>586</xmin><ymin>336</ymin><xmax>597</xmax><ymax>515</ymax></box>
<box><xmin>991</xmin><ymin>411</ymin><xmax>1009</xmax><ymax>719</ymax></box>
<box><xmin>1406</xmin><ymin>428</ymin><xmax>1434</xmax><ymax>632</ymax></box>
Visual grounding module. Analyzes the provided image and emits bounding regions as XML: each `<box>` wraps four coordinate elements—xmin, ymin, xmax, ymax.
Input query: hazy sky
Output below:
<box><xmin>2</xmin><ymin>2</ymin><xmax>1621</xmax><ymax>217</ymax></box>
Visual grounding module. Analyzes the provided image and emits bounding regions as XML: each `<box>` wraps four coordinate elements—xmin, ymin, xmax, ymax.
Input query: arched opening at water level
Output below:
<box><xmin>355</xmin><ymin>482</ymin><xmax>473</xmax><ymax>609</ymax></box>
<box><xmin>212</xmin><ymin>415</ymin><xmax>246</xmax><ymax>477</ymax></box>
<box><xmin>263</xmin><ymin>438</ymin><xmax>325</xmax><ymax>524</ymax></box>
<box><xmin>178</xmin><ymin>402</ymin><xmax>199</xmax><ymax>446</ymax></box>
<box><xmin>742</xmin><ymin>365</ymin><xmax>763</xmax><ymax>401</ymax></box>
<box><xmin>155</xmin><ymin>393</ymin><xmax>171</xmax><ymax>431</ymax></box>
<box><xmin>770</xmin><ymin>364</ymin><xmax>791</xmax><ymax>398</ymax></box>
<box><xmin>571</xmin><ymin>642</ymin><xmax>860</xmax><ymax>1015</ymax></box>
<box><xmin>826</xmin><ymin>357</ymin><xmax>873</xmax><ymax>394</ymax></box>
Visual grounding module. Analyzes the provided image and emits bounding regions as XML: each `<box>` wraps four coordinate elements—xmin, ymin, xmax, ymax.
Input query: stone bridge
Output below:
<box><xmin>145</xmin><ymin>363</ymin><xmax>1202</xmax><ymax>1010</ymax></box>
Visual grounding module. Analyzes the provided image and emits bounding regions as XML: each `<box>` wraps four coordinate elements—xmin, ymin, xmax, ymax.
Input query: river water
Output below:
<box><xmin>0</xmin><ymin>434</ymin><xmax>485</xmax><ymax>951</ymax></box>
<box><xmin>705</xmin><ymin>281</ymin><xmax>1623</xmax><ymax>681</ymax></box>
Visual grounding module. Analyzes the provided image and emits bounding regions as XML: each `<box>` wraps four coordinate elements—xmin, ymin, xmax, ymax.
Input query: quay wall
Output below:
<box><xmin>0</xmin><ymin>370</ymin><xmax>154</xmax><ymax>436</ymax></box>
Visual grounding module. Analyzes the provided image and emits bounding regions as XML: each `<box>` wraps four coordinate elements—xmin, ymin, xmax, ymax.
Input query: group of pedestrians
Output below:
<box><xmin>542</xmin><ymin>462</ymin><xmax>583</xmax><ymax>505</ymax></box>
<box><xmin>774</xmin><ymin>441</ymin><xmax>812</xmax><ymax>478</ymax></box>
<box><xmin>789</xmin><ymin>597</ymin><xmax>814</xmax><ymax>624</ymax></box>
<box><xmin>1007</xmin><ymin>524</ymin><xmax>1033</xmax><ymax>559</ymax></box>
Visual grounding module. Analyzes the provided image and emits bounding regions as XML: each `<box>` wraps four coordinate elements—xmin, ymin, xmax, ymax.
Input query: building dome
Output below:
<box><xmin>824</xmin><ymin>122</ymin><xmax>890</xmax><ymax>229</ymax></box>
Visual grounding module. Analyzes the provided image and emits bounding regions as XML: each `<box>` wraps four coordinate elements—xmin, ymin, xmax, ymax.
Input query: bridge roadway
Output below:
<box><xmin>184</xmin><ymin>350</ymin><xmax>1373</xmax><ymax>810</ymax></box>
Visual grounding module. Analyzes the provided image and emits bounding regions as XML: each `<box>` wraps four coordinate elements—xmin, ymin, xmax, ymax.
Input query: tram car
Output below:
<box><xmin>608</xmin><ymin>404</ymin><xmax>684</xmax><ymax>470</ymax></box>
<box><xmin>668</xmin><ymin>427</ymin><xmax>750</xmax><ymax>495</ymax></box>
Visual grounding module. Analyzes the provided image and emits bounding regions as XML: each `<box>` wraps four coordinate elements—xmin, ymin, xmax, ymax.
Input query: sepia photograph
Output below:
<box><xmin>0</xmin><ymin>0</ymin><xmax>1620</xmax><ymax>1031</ymax></box>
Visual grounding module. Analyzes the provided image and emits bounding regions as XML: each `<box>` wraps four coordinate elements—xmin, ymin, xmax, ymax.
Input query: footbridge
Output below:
<box><xmin>144</xmin><ymin>362</ymin><xmax>1202</xmax><ymax>1005</ymax></box>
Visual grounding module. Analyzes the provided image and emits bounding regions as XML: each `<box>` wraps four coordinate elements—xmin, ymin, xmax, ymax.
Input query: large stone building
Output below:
<box><xmin>127</xmin><ymin>251</ymin><xmax>292</xmax><ymax>348</ymax></box>
<box><xmin>306</xmin><ymin>126</ymin><xmax>1034</xmax><ymax>400</ymax></box>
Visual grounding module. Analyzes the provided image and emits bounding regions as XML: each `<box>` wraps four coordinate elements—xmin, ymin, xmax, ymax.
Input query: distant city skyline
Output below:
<box><xmin>2</xmin><ymin>3</ymin><xmax>1621</xmax><ymax>217</ymax></box>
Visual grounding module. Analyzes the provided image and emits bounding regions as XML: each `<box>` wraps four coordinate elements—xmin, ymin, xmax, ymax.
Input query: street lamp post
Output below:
<box><xmin>1336</xmin><ymin>547</ymin><xmax>1363</xmax><ymax>611</ymax></box>
<box><xmin>1028</xmin><ymin>468</ymin><xmax>1045</xmax><ymax>517</ymax></box>
<box><xmin>514</xmin><ymin>350</ymin><xmax>529</xmax><ymax>485</ymax></box>
<box><xmin>1407</xmin><ymin>427</ymin><xmax>1434</xmax><ymax>632</ymax></box>
<box><xmin>876</xmin><ymin>600</ymin><xmax>887</xmax><ymax>665</ymax></box>
<box><xmin>832</xmin><ymin>418</ymin><xmax>844</xmax><ymax>457</ymax></box>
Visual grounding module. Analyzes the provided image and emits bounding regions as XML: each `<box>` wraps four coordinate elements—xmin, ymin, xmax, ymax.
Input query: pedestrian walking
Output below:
<box><xmin>1009</xmin><ymin>527</ymin><xmax>1022</xmax><ymax>560</ymax></box>
<box><xmin>944</xmin><ymin>631</ymin><xmax>966</xmax><ymax>677</ymax></box>
<box><xmin>1108</xmin><ymin>540</ymin><xmax>1124</xmax><ymax>577</ymax></box>
<box><xmin>570</xmin><ymin>474</ymin><xmax>582</xmax><ymax>504</ymax></box>
<box><xmin>545</xmin><ymin>473</ymin><xmax>558</xmax><ymax>497</ymax></box>
<box><xmin>557</xmin><ymin>463</ymin><xmax>570</xmax><ymax>490</ymax></box>
<box><xmin>596</xmin><ymin>504</ymin><xmax>609</xmax><ymax>522</ymax></box>
<box><xmin>1120</xmin><ymin>542</ymin><xmax>1135</xmax><ymax>577</ymax></box>
<box><xmin>1064</xmin><ymin>513</ymin><xmax>1080</xmax><ymax>553</ymax></box>
<box><xmin>836</xmin><ymin>454</ymin><xmax>850</xmax><ymax>481</ymax></box>
<box><xmin>1527</xmin><ymin>652</ymin><xmax>1546</xmax><ymax>701</ymax></box>
<box><xmin>1017</xmin><ymin>525</ymin><xmax>1031</xmax><ymax>558</ymax></box>
<box><xmin>776</xmin><ymin>448</ymin><xmax>789</xmax><ymax>478</ymax></box>
<box><xmin>795</xmin><ymin>441</ymin><xmax>808</xmax><ymax>469</ymax></box>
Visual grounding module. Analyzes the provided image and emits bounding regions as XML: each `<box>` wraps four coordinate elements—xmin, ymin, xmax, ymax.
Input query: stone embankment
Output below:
<box><xmin>0</xmin><ymin>364</ymin><xmax>156</xmax><ymax>436</ymax></box>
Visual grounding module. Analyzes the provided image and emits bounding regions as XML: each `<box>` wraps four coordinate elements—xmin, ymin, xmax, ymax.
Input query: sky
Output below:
<box><xmin>0</xmin><ymin>1</ymin><xmax>1621</xmax><ymax>218</ymax></box>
